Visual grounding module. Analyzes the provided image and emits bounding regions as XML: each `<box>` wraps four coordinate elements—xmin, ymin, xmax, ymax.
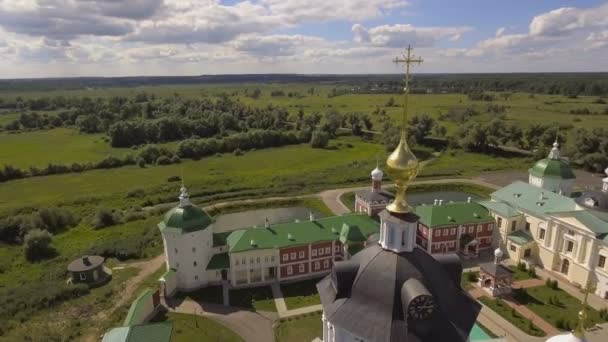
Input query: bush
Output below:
<box><xmin>310</xmin><ymin>130</ymin><xmax>330</xmax><ymax>148</ymax></box>
<box><xmin>123</xmin><ymin>210</ymin><xmax>147</xmax><ymax>222</ymax></box>
<box><xmin>517</xmin><ymin>262</ymin><xmax>527</xmax><ymax>271</ymax></box>
<box><xmin>466</xmin><ymin>271</ymin><xmax>479</xmax><ymax>282</ymax></box>
<box><xmin>137</xmin><ymin>158</ymin><xmax>146</xmax><ymax>168</ymax></box>
<box><xmin>527</xmin><ymin>267</ymin><xmax>536</xmax><ymax>278</ymax></box>
<box><xmin>92</xmin><ymin>208</ymin><xmax>120</xmax><ymax>229</ymax></box>
<box><xmin>167</xmin><ymin>175</ymin><xmax>181</xmax><ymax>182</ymax></box>
<box><xmin>126</xmin><ymin>188</ymin><xmax>145</xmax><ymax>198</ymax></box>
<box><xmin>23</xmin><ymin>229</ymin><xmax>57</xmax><ymax>261</ymax></box>
<box><xmin>233</xmin><ymin>148</ymin><xmax>243</xmax><ymax>156</ymax></box>
<box><xmin>156</xmin><ymin>156</ymin><xmax>171</xmax><ymax>165</ymax></box>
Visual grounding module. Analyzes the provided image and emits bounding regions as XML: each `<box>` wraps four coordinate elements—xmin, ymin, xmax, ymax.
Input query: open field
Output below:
<box><xmin>151</xmin><ymin>311</ymin><xmax>244</xmax><ymax>342</ymax></box>
<box><xmin>274</xmin><ymin>311</ymin><xmax>323</xmax><ymax>342</ymax></box>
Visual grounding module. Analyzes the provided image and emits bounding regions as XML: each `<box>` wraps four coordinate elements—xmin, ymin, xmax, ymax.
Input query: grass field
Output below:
<box><xmin>274</xmin><ymin>311</ymin><xmax>323</xmax><ymax>342</ymax></box>
<box><xmin>151</xmin><ymin>311</ymin><xmax>244</xmax><ymax>342</ymax></box>
<box><xmin>0</xmin><ymin>127</ymin><xmax>178</xmax><ymax>168</ymax></box>
<box><xmin>478</xmin><ymin>296</ymin><xmax>546</xmax><ymax>337</ymax></box>
<box><xmin>229</xmin><ymin>286</ymin><xmax>277</xmax><ymax>312</ymax></box>
<box><xmin>280</xmin><ymin>277</ymin><xmax>323</xmax><ymax>310</ymax></box>
<box><xmin>512</xmin><ymin>286</ymin><xmax>607</xmax><ymax>330</ymax></box>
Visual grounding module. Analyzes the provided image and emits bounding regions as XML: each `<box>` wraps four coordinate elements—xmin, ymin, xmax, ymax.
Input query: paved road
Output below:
<box><xmin>319</xmin><ymin>178</ymin><xmax>500</xmax><ymax>215</ymax></box>
<box><xmin>170</xmin><ymin>299</ymin><xmax>277</xmax><ymax>342</ymax></box>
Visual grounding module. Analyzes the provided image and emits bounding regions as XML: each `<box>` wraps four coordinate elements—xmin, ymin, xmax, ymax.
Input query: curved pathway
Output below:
<box><xmin>320</xmin><ymin>178</ymin><xmax>500</xmax><ymax>215</ymax></box>
<box><xmin>169</xmin><ymin>299</ymin><xmax>277</xmax><ymax>342</ymax></box>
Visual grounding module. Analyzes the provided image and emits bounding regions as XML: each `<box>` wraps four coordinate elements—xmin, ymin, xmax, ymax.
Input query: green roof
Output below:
<box><xmin>339</xmin><ymin>223</ymin><xmax>367</xmax><ymax>244</ymax></box>
<box><xmin>348</xmin><ymin>243</ymin><xmax>365</xmax><ymax>256</ymax></box>
<box><xmin>492</xmin><ymin>181</ymin><xmax>577</xmax><ymax>215</ymax></box>
<box><xmin>478</xmin><ymin>200</ymin><xmax>519</xmax><ymax>218</ymax></box>
<box><xmin>126</xmin><ymin>323</ymin><xmax>173</xmax><ymax>342</ymax></box>
<box><xmin>158</xmin><ymin>204</ymin><xmax>212</xmax><ymax>234</ymax></box>
<box><xmin>567</xmin><ymin>211</ymin><xmax>608</xmax><ymax>235</ymax></box>
<box><xmin>227</xmin><ymin>214</ymin><xmax>379</xmax><ymax>253</ymax></box>
<box><xmin>529</xmin><ymin>158</ymin><xmax>575</xmax><ymax>179</ymax></box>
<box><xmin>103</xmin><ymin>327</ymin><xmax>130</xmax><ymax>342</ymax></box>
<box><xmin>414</xmin><ymin>202</ymin><xmax>493</xmax><ymax>228</ymax></box>
<box><xmin>206</xmin><ymin>252</ymin><xmax>230</xmax><ymax>270</ymax></box>
<box><xmin>507</xmin><ymin>230</ymin><xmax>534</xmax><ymax>245</ymax></box>
<box><xmin>213</xmin><ymin>232</ymin><xmax>231</xmax><ymax>247</ymax></box>
<box><xmin>124</xmin><ymin>288</ymin><xmax>154</xmax><ymax>326</ymax></box>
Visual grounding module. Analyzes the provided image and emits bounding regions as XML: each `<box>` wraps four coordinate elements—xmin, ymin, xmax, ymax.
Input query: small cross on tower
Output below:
<box><xmin>393</xmin><ymin>45</ymin><xmax>423</xmax><ymax>128</ymax></box>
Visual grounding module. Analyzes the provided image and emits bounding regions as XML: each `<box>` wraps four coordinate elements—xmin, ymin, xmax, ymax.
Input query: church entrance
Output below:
<box><xmin>561</xmin><ymin>259</ymin><xmax>570</xmax><ymax>275</ymax></box>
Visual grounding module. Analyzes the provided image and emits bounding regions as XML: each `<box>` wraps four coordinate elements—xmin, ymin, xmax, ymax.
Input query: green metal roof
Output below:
<box><xmin>339</xmin><ymin>223</ymin><xmax>367</xmax><ymax>244</ymax></box>
<box><xmin>103</xmin><ymin>327</ymin><xmax>130</xmax><ymax>342</ymax></box>
<box><xmin>567</xmin><ymin>211</ymin><xmax>608</xmax><ymax>235</ymax></box>
<box><xmin>158</xmin><ymin>204</ymin><xmax>212</xmax><ymax>234</ymax></box>
<box><xmin>206</xmin><ymin>252</ymin><xmax>230</xmax><ymax>270</ymax></box>
<box><xmin>529</xmin><ymin>158</ymin><xmax>575</xmax><ymax>179</ymax></box>
<box><xmin>226</xmin><ymin>214</ymin><xmax>379</xmax><ymax>253</ymax></box>
<box><xmin>124</xmin><ymin>288</ymin><xmax>154</xmax><ymax>326</ymax></box>
<box><xmin>478</xmin><ymin>200</ymin><xmax>519</xmax><ymax>218</ymax></box>
<box><xmin>507</xmin><ymin>230</ymin><xmax>534</xmax><ymax>245</ymax></box>
<box><xmin>414</xmin><ymin>202</ymin><xmax>493</xmax><ymax>228</ymax></box>
<box><xmin>126</xmin><ymin>323</ymin><xmax>173</xmax><ymax>342</ymax></box>
<box><xmin>492</xmin><ymin>181</ymin><xmax>577</xmax><ymax>215</ymax></box>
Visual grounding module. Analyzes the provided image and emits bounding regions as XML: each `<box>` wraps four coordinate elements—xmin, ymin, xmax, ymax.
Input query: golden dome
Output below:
<box><xmin>385</xmin><ymin>131</ymin><xmax>419</xmax><ymax>213</ymax></box>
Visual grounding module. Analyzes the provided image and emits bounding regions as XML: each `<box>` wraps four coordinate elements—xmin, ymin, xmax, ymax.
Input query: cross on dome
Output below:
<box><xmin>179</xmin><ymin>185</ymin><xmax>191</xmax><ymax>207</ymax></box>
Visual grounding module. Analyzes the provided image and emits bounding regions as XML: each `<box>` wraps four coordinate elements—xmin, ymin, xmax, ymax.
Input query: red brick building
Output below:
<box><xmin>415</xmin><ymin>202</ymin><xmax>495</xmax><ymax>258</ymax></box>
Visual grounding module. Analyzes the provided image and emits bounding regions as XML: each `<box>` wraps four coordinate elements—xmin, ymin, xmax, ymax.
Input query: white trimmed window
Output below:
<box><xmin>287</xmin><ymin>266</ymin><xmax>293</xmax><ymax>275</ymax></box>
<box><xmin>235</xmin><ymin>259</ymin><xmax>239</xmax><ymax>266</ymax></box>
<box><xmin>242</xmin><ymin>257</ymin><xmax>246</xmax><ymax>264</ymax></box>
<box><xmin>290</xmin><ymin>252</ymin><xmax>296</xmax><ymax>260</ymax></box>
<box><xmin>324</xmin><ymin>259</ymin><xmax>330</xmax><ymax>268</ymax></box>
<box><xmin>598</xmin><ymin>255</ymin><xmax>606</xmax><ymax>269</ymax></box>
<box><xmin>319</xmin><ymin>248</ymin><xmax>324</xmax><ymax>256</ymax></box>
<box><xmin>434</xmin><ymin>230</ymin><xmax>440</xmax><ymax>237</ymax></box>
<box><xmin>79</xmin><ymin>273</ymin><xmax>86</xmax><ymax>281</ymax></box>
<box><xmin>538</xmin><ymin>228</ymin><xmax>546</xmax><ymax>240</ymax></box>
<box><xmin>265</xmin><ymin>256</ymin><xmax>268</xmax><ymax>263</ymax></box>
<box><xmin>450</xmin><ymin>228</ymin><xmax>456</xmax><ymax>235</ymax></box>
<box><xmin>192</xmin><ymin>247</ymin><xmax>196</xmax><ymax>253</ymax></box>
<box><xmin>566</xmin><ymin>240</ymin><xmax>574</xmax><ymax>253</ymax></box>
<box><xmin>477</xmin><ymin>225</ymin><xmax>482</xmax><ymax>233</ymax></box>
<box><xmin>271</xmin><ymin>256</ymin><xmax>275</xmax><ymax>262</ymax></box>
<box><xmin>510</xmin><ymin>244</ymin><xmax>516</xmax><ymax>252</ymax></box>
<box><xmin>335</xmin><ymin>245</ymin><xmax>340</xmax><ymax>252</ymax></box>
<box><xmin>314</xmin><ymin>261</ymin><xmax>320</xmax><ymax>270</ymax></box>
<box><xmin>256</xmin><ymin>257</ymin><xmax>260</xmax><ymax>264</ymax></box>
<box><xmin>299</xmin><ymin>264</ymin><xmax>305</xmax><ymax>273</ymax></box>
<box><xmin>325</xmin><ymin>247</ymin><xmax>331</xmax><ymax>254</ymax></box>
<box><xmin>250</xmin><ymin>258</ymin><xmax>254</xmax><ymax>264</ymax></box>
<box><xmin>469</xmin><ymin>226</ymin><xmax>474</xmax><ymax>234</ymax></box>
<box><xmin>448</xmin><ymin>241</ymin><xmax>455</xmax><ymax>248</ymax></box>
<box><xmin>460</xmin><ymin>226</ymin><xmax>465</xmax><ymax>234</ymax></box>
<box><xmin>195</xmin><ymin>275</ymin><xmax>198</xmax><ymax>281</ymax></box>
<box><xmin>174</xmin><ymin>248</ymin><xmax>178</xmax><ymax>253</ymax></box>
<box><xmin>282</xmin><ymin>254</ymin><xmax>288</xmax><ymax>262</ymax></box>
<box><xmin>299</xmin><ymin>251</ymin><xmax>305</xmax><ymax>258</ymax></box>
<box><xmin>443</xmin><ymin>229</ymin><xmax>448</xmax><ymax>236</ymax></box>
<box><xmin>312</xmin><ymin>249</ymin><xmax>317</xmax><ymax>257</ymax></box>
<box><xmin>193</xmin><ymin>261</ymin><xmax>197</xmax><ymax>267</ymax></box>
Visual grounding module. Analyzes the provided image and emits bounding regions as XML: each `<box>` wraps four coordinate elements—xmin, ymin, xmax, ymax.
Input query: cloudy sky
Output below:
<box><xmin>1</xmin><ymin>0</ymin><xmax>607</xmax><ymax>78</ymax></box>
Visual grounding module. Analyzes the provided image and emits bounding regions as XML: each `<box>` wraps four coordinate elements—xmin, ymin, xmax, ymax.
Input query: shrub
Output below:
<box><xmin>466</xmin><ymin>271</ymin><xmax>479</xmax><ymax>282</ymax></box>
<box><xmin>517</xmin><ymin>262</ymin><xmax>527</xmax><ymax>271</ymax></box>
<box><xmin>310</xmin><ymin>130</ymin><xmax>330</xmax><ymax>148</ymax></box>
<box><xmin>156</xmin><ymin>156</ymin><xmax>171</xmax><ymax>165</ymax></box>
<box><xmin>92</xmin><ymin>208</ymin><xmax>120</xmax><ymax>229</ymax></box>
<box><xmin>167</xmin><ymin>175</ymin><xmax>181</xmax><ymax>182</ymax></box>
<box><xmin>23</xmin><ymin>229</ymin><xmax>57</xmax><ymax>261</ymax></box>
<box><xmin>137</xmin><ymin>158</ymin><xmax>146</xmax><ymax>168</ymax></box>
<box><xmin>527</xmin><ymin>267</ymin><xmax>536</xmax><ymax>278</ymax></box>
<box><xmin>123</xmin><ymin>210</ymin><xmax>147</xmax><ymax>222</ymax></box>
<box><xmin>233</xmin><ymin>148</ymin><xmax>243</xmax><ymax>156</ymax></box>
<box><xmin>126</xmin><ymin>188</ymin><xmax>145</xmax><ymax>198</ymax></box>
<box><xmin>170</xmin><ymin>154</ymin><xmax>180</xmax><ymax>164</ymax></box>
<box><xmin>556</xmin><ymin>318</ymin><xmax>564</xmax><ymax>329</ymax></box>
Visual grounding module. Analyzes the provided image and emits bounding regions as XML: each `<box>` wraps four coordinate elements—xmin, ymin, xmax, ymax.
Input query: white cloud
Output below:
<box><xmin>495</xmin><ymin>27</ymin><xmax>505</xmax><ymax>37</ymax></box>
<box><xmin>233</xmin><ymin>34</ymin><xmax>327</xmax><ymax>57</ymax></box>
<box><xmin>262</xmin><ymin>0</ymin><xmax>408</xmax><ymax>23</ymax></box>
<box><xmin>529</xmin><ymin>4</ymin><xmax>608</xmax><ymax>36</ymax></box>
<box><xmin>586</xmin><ymin>30</ymin><xmax>608</xmax><ymax>49</ymax></box>
<box><xmin>352</xmin><ymin>23</ymin><xmax>471</xmax><ymax>47</ymax></box>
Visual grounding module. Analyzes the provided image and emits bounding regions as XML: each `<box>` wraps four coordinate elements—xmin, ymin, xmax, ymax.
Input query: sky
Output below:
<box><xmin>0</xmin><ymin>0</ymin><xmax>608</xmax><ymax>78</ymax></box>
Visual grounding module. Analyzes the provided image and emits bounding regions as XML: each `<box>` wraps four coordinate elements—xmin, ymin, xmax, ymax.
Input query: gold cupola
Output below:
<box><xmin>385</xmin><ymin>45</ymin><xmax>423</xmax><ymax>214</ymax></box>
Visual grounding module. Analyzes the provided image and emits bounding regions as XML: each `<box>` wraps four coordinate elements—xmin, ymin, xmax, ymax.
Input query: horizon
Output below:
<box><xmin>1</xmin><ymin>1</ymin><xmax>608</xmax><ymax>78</ymax></box>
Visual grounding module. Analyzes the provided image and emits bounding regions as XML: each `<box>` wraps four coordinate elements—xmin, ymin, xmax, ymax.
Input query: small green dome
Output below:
<box><xmin>529</xmin><ymin>158</ymin><xmax>575</xmax><ymax>179</ymax></box>
<box><xmin>162</xmin><ymin>205</ymin><xmax>212</xmax><ymax>233</ymax></box>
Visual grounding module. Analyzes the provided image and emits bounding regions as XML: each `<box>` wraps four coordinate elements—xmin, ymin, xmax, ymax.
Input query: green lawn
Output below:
<box><xmin>478</xmin><ymin>296</ymin><xmax>546</xmax><ymax>337</ymax></box>
<box><xmin>274</xmin><ymin>311</ymin><xmax>323</xmax><ymax>342</ymax></box>
<box><xmin>0</xmin><ymin>136</ymin><xmax>383</xmax><ymax>216</ymax></box>
<box><xmin>280</xmin><ymin>277</ymin><xmax>323</xmax><ymax>310</ymax></box>
<box><xmin>461</xmin><ymin>271</ymin><xmax>479</xmax><ymax>290</ymax></box>
<box><xmin>151</xmin><ymin>311</ymin><xmax>244</xmax><ymax>342</ymax></box>
<box><xmin>509</xmin><ymin>265</ymin><xmax>536</xmax><ymax>281</ymax></box>
<box><xmin>229</xmin><ymin>286</ymin><xmax>277</xmax><ymax>312</ymax></box>
<box><xmin>512</xmin><ymin>286</ymin><xmax>607</xmax><ymax>330</ymax></box>
<box><xmin>184</xmin><ymin>285</ymin><xmax>224</xmax><ymax>305</ymax></box>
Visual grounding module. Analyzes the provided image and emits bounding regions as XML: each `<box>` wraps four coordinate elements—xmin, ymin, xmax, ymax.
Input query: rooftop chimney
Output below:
<box><xmin>467</xmin><ymin>197</ymin><xmax>472</xmax><ymax>203</ymax></box>
<box><xmin>438</xmin><ymin>199</ymin><xmax>443</xmax><ymax>206</ymax></box>
<box><xmin>433</xmin><ymin>199</ymin><xmax>438</xmax><ymax>206</ymax></box>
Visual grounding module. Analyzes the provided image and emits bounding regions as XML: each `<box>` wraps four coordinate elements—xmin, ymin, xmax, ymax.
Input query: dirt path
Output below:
<box><xmin>83</xmin><ymin>254</ymin><xmax>166</xmax><ymax>342</ymax></box>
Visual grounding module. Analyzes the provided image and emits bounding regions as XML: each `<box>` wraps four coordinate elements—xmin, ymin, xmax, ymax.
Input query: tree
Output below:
<box><xmin>407</xmin><ymin>114</ymin><xmax>435</xmax><ymax>144</ymax></box>
<box><xmin>433</xmin><ymin>125</ymin><xmax>447</xmax><ymax>137</ymax></box>
<box><xmin>319</xmin><ymin>111</ymin><xmax>342</xmax><ymax>137</ymax></box>
<box><xmin>92</xmin><ymin>208</ymin><xmax>120</xmax><ymax>229</ymax></box>
<box><xmin>310</xmin><ymin>131</ymin><xmax>330</xmax><ymax>148</ymax></box>
<box><xmin>75</xmin><ymin>115</ymin><xmax>101</xmax><ymax>133</ymax></box>
<box><xmin>23</xmin><ymin>229</ymin><xmax>56</xmax><ymax>261</ymax></box>
<box><xmin>385</xmin><ymin>97</ymin><xmax>396</xmax><ymax>107</ymax></box>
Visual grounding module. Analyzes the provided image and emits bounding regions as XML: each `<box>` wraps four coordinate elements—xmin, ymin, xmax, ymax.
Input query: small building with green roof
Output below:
<box><xmin>414</xmin><ymin>201</ymin><xmax>495</xmax><ymax>258</ymax></box>
<box><xmin>528</xmin><ymin>140</ymin><xmax>576</xmax><ymax>196</ymax></box>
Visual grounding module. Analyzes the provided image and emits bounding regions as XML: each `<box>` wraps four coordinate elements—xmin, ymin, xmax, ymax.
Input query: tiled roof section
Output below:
<box><xmin>355</xmin><ymin>189</ymin><xmax>394</xmax><ymax>204</ymax></box>
<box><xmin>159</xmin><ymin>204</ymin><xmax>213</xmax><ymax>234</ymax></box>
<box><xmin>480</xmin><ymin>263</ymin><xmax>513</xmax><ymax>278</ymax></box>
<box><xmin>414</xmin><ymin>202</ymin><xmax>493</xmax><ymax>228</ymax></box>
<box><xmin>123</xmin><ymin>288</ymin><xmax>154</xmax><ymax>326</ymax></box>
<box><xmin>126</xmin><ymin>323</ymin><xmax>173</xmax><ymax>342</ymax></box>
<box><xmin>206</xmin><ymin>252</ymin><xmax>230</xmax><ymax>270</ymax></box>
<box><xmin>478</xmin><ymin>200</ymin><xmax>519</xmax><ymax>218</ymax></box>
<box><xmin>529</xmin><ymin>158</ymin><xmax>575</xmax><ymax>179</ymax></box>
<box><xmin>491</xmin><ymin>181</ymin><xmax>577</xmax><ymax>215</ymax></box>
<box><xmin>507</xmin><ymin>230</ymin><xmax>534</xmax><ymax>245</ymax></box>
<box><xmin>226</xmin><ymin>214</ymin><xmax>379</xmax><ymax>253</ymax></box>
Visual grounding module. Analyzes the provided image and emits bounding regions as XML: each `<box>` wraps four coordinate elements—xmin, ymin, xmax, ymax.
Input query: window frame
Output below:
<box><xmin>287</xmin><ymin>266</ymin><xmax>293</xmax><ymax>275</ymax></box>
<box><xmin>299</xmin><ymin>264</ymin><xmax>305</xmax><ymax>273</ymax></box>
<box><xmin>599</xmin><ymin>255</ymin><xmax>607</xmax><ymax>269</ymax></box>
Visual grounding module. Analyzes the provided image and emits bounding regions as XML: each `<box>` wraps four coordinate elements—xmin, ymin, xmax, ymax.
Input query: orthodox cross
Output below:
<box><xmin>393</xmin><ymin>45</ymin><xmax>423</xmax><ymax>129</ymax></box>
